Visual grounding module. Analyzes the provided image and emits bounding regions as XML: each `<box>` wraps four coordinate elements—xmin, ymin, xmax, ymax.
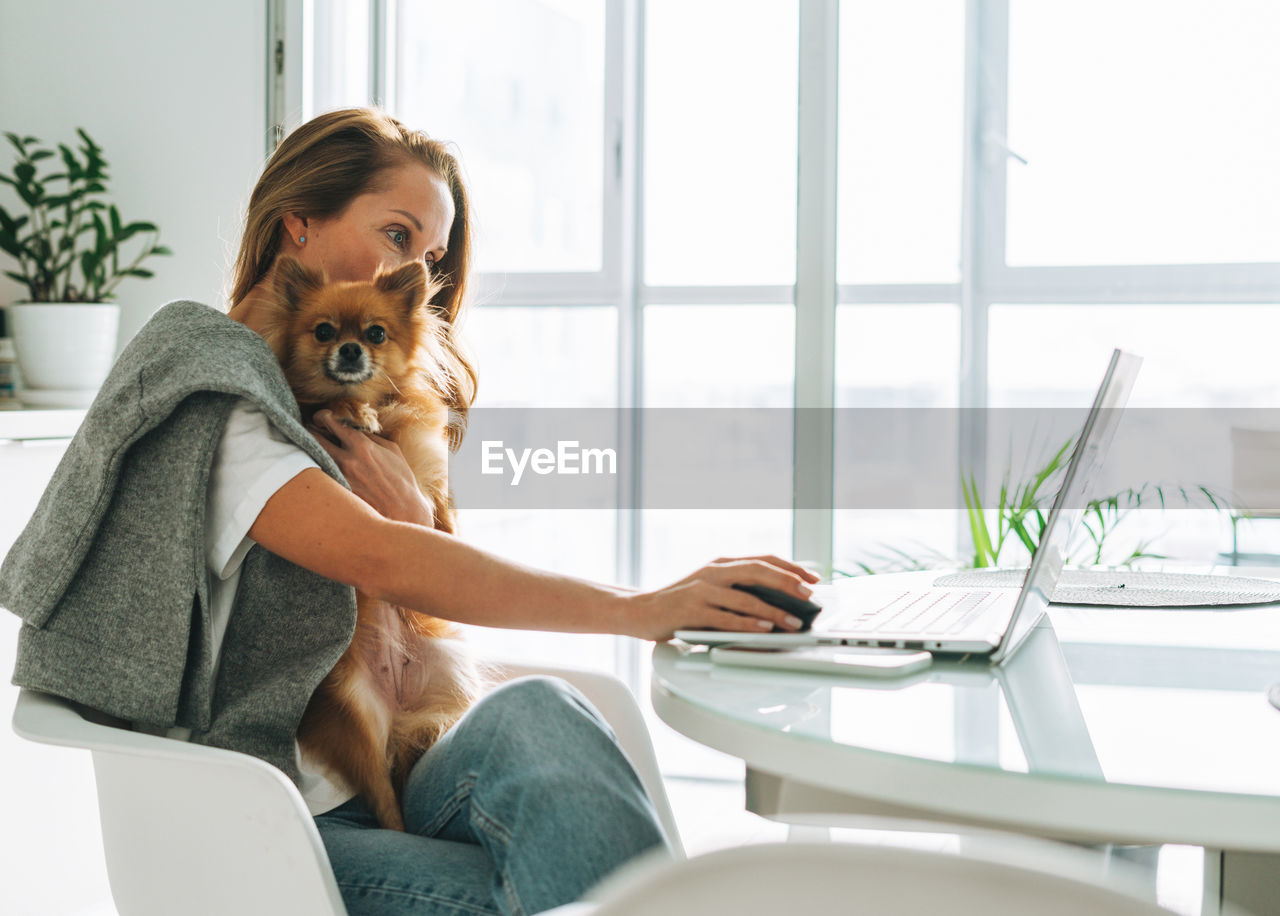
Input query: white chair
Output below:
<box><xmin>555</xmin><ymin>838</ymin><xmax>1182</xmax><ymax>916</ymax></box>
<box><xmin>12</xmin><ymin>660</ymin><xmax>683</xmax><ymax>916</ymax></box>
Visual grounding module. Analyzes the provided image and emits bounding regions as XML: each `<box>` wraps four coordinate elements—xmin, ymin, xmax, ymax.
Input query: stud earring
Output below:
<box><xmin>298</xmin><ymin>236</ymin><xmax>306</xmax><ymax>244</ymax></box>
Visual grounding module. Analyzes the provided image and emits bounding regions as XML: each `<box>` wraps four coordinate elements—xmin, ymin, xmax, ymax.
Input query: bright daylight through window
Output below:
<box><xmin>294</xmin><ymin>0</ymin><xmax>1280</xmax><ymax>700</ymax></box>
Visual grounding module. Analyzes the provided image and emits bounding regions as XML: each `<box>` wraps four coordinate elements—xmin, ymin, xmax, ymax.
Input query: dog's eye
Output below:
<box><xmin>314</xmin><ymin>323</ymin><xmax>336</xmax><ymax>342</ymax></box>
<box><xmin>365</xmin><ymin>325</ymin><xmax>387</xmax><ymax>345</ymax></box>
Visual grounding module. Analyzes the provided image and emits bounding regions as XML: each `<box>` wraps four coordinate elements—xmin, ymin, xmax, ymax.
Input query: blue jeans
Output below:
<box><xmin>314</xmin><ymin>676</ymin><xmax>672</xmax><ymax>915</ymax></box>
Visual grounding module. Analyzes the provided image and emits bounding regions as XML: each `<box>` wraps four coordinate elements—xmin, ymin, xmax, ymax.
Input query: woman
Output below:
<box><xmin>2</xmin><ymin>108</ymin><xmax>816</xmax><ymax>916</ymax></box>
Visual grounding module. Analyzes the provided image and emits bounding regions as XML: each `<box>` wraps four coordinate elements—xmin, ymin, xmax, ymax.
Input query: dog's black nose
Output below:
<box><xmin>338</xmin><ymin>343</ymin><xmax>363</xmax><ymax>363</ymax></box>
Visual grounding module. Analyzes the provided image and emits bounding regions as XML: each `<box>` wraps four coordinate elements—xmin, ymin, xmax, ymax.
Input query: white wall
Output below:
<box><xmin>0</xmin><ymin>3</ymin><xmax>268</xmax><ymax>913</ymax></box>
<box><xmin>0</xmin><ymin>0</ymin><xmax>269</xmax><ymax>351</ymax></box>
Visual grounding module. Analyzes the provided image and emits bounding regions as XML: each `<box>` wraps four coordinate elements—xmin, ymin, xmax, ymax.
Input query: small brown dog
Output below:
<box><xmin>262</xmin><ymin>256</ymin><xmax>486</xmax><ymax>830</ymax></box>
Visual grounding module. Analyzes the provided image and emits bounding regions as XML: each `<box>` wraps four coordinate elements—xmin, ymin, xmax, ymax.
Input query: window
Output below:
<box><xmin>834</xmin><ymin>304</ymin><xmax>961</xmax><ymax>570</ymax></box>
<box><xmin>644</xmin><ymin>1</ymin><xmax>799</xmax><ymax>287</ymax></box>
<box><xmin>837</xmin><ymin>0</ymin><xmax>964</xmax><ymax>285</ymax></box>
<box><xmin>1005</xmin><ymin>0</ymin><xmax>1280</xmax><ymax>267</ymax></box>
<box><xmin>394</xmin><ymin>0</ymin><xmax>607</xmax><ymax>274</ymax></box>
<box><xmin>287</xmin><ymin>0</ymin><xmax>1280</xmax><ymax>701</ymax></box>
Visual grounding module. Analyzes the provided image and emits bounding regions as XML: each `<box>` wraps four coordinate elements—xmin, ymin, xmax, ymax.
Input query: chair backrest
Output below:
<box><xmin>12</xmin><ymin>661</ymin><xmax>683</xmax><ymax>915</ymax></box>
<box><xmin>13</xmin><ymin>687</ymin><xmax>349</xmax><ymax>916</ymax></box>
<box><xmin>579</xmin><ymin>841</ymin><xmax>1177</xmax><ymax>916</ymax></box>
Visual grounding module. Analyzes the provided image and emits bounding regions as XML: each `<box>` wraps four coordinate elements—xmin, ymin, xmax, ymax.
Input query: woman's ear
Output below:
<box><xmin>281</xmin><ymin>212</ymin><xmax>310</xmax><ymax>249</ymax></box>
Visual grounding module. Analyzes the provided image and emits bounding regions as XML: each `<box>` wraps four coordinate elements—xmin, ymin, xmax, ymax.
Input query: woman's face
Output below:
<box><xmin>289</xmin><ymin>161</ymin><xmax>454</xmax><ymax>284</ymax></box>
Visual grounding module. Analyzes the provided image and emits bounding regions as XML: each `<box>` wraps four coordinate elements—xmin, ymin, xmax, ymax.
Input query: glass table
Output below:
<box><xmin>651</xmin><ymin>569</ymin><xmax>1280</xmax><ymax>916</ymax></box>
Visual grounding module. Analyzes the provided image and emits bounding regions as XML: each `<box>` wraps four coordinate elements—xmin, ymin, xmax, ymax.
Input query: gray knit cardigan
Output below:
<box><xmin>0</xmin><ymin>300</ymin><xmax>357</xmax><ymax>784</ymax></box>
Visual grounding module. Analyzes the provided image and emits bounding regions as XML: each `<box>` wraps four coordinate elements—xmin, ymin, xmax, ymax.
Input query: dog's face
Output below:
<box><xmin>267</xmin><ymin>257</ymin><xmax>447</xmax><ymax>401</ymax></box>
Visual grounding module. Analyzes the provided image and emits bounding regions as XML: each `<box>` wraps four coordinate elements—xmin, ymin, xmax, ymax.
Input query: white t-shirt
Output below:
<box><xmin>136</xmin><ymin>399</ymin><xmax>355</xmax><ymax>816</ymax></box>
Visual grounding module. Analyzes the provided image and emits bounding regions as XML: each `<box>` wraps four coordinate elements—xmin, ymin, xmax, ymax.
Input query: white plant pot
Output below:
<box><xmin>7</xmin><ymin>302</ymin><xmax>121</xmax><ymax>407</ymax></box>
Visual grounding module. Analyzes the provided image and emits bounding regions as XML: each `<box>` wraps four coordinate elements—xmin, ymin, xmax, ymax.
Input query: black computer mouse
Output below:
<box><xmin>732</xmin><ymin>583</ymin><xmax>824</xmax><ymax>632</ymax></box>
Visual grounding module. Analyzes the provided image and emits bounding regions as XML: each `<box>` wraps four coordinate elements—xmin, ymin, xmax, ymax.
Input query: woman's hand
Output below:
<box><xmin>619</xmin><ymin>555</ymin><xmax>821</xmax><ymax>642</ymax></box>
<box><xmin>309</xmin><ymin>409</ymin><xmax>435</xmax><ymax>527</ymax></box>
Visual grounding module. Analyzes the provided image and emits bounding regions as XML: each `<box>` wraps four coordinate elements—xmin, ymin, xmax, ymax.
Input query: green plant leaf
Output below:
<box><xmin>58</xmin><ymin>144</ymin><xmax>83</xmax><ymax>182</ymax></box>
<box><xmin>962</xmin><ymin>474</ymin><xmax>995</xmax><ymax>567</ymax></box>
<box><xmin>1199</xmin><ymin>485</ymin><xmax>1224</xmax><ymax>511</ymax></box>
<box><xmin>4</xmin><ymin>128</ymin><xmax>170</xmax><ymax>300</ymax></box>
<box><xmin>76</xmin><ymin>127</ymin><xmax>102</xmax><ymax>153</ymax></box>
<box><xmin>1008</xmin><ymin>516</ymin><xmax>1037</xmax><ymax>554</ymax></box>
<box><xmin>92</xmin><ymin>211</ymin><xmax>108</xmax><ymax>257</ymax></box>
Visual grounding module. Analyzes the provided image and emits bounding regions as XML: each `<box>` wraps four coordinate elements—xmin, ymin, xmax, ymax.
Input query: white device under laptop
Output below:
<box><xmin>676</xmin><ymin>349</ymin><xmax>1142</xmax><ymax>664</ymax></box>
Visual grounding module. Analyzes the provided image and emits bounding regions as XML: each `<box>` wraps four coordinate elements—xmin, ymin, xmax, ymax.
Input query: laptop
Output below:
<box><xmin>676</xmin><ymin>348</ymin><xmax>1142</xmax><ymax>664</ymax></box>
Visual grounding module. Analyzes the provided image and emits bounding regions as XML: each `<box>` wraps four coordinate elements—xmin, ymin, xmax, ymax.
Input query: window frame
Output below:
<box><xmin>271</xmin><ymin>0</ymin><xmax>1280</xmax><ymax>681</ymax></box>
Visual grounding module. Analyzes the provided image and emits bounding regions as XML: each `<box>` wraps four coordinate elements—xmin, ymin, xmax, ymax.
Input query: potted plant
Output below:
<box><xmin>835</xmin><ymin>435</ymin><xmax>1232</xmax><ymax>577</ymax></box>
<box><xmin>0</xmin><ymin>128</ymin><xmax>170</xmax><ymax>406</ymax></box>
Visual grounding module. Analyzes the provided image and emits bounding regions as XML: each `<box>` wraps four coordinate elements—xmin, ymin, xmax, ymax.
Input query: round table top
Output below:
<box><xmin>651</xmin><ymin>568</ymin><xmax>1280</xmax><ymax>851</ymax></box>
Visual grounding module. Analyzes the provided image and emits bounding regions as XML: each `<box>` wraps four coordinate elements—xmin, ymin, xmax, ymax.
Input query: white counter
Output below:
<box><xmin>0</xmin><ymin>407</ymin><xmax>87</xmax><ymax>441</ymax></box>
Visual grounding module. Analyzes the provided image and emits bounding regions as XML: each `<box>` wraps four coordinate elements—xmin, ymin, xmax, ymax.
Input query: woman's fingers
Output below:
<box><xmin>699</xmin><ymin>559</ymin><xmax>815</xmax><ymax>599</ymax></box>
<box><xmin>709</xmin><ymin>610</ymin><xmax>780</xmax><ymax>632</ymax></box>
<box><xmin>314</xmin><ymin>410</ymin><xmax>374</xmax><ymax>455</ymax></box>
<box><xmin>308</xmin><ymin>423</ymin><xmax>337</xmax><ymax>450</ymax></box>
<box><xmin>712</xmin><ymin>554</ymin><xmax>820</xmax><ymax>583</ymax></box>
<box><xmin>630</xmin><ymin>553</ymin><xmax>824</xmax><ymax>641</ymax></box>
<box><xmin>699</xmin><ymin>582</ymin><xmax>800</xmax><ymax>631</ymax></box>
<box><xmin>314</xmin><ymin>410</ymin><xmax>406</xmax><ymax>461</ymax></box>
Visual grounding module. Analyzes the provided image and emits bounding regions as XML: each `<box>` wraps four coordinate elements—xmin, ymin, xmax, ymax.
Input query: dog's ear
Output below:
<box><xmin>273</xmin><ymin>256</ymin><xmax>324</xmax><ymax>308</ymax></box>
<box><xmin>376</xmin><ymin>261</ymin><xmax>430</xmax><ymax>317</ymax></box>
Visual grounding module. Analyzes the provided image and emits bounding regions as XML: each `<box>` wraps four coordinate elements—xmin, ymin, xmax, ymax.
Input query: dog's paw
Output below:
<box><xmin>329</xmin><ymin>400</ymin><xmax>381</xmax><ymax>434</ymax></box>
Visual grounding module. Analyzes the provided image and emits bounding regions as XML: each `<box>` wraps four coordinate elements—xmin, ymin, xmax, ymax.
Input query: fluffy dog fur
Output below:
<box><xmin>261</xmin><ymin>256</ymin><xmax>486</xmax><ymax>831</ymax></box>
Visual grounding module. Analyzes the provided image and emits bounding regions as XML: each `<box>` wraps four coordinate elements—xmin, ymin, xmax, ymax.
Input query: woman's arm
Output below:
<box><xmin>249</xmin><ymin>466</ymin><xmax>818</xmax><ymax>642</ymax></box>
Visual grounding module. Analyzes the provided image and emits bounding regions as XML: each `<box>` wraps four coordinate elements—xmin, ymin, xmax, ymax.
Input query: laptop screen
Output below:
<box><xmin>990</xmin><ymin>349</ymin><xmax>1143</xmax><ymax>664</ymax></box>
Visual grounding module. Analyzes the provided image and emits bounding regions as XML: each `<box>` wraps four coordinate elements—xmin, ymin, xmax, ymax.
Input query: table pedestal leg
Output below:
<box><xmin>748</xmin><ymin>769</ymin><xmax>1280</xmax><ymax>915</ymax></box>
<box><xmin>746</xmin><ymin>767</ymin><xmax>937</xmax><ymax>824</ymax></box>
<box><xmin>787</xmin><ymin>824</ymin><xmax>832</xmax><ymax>843</ymax></box>
<box><xmin>1207</xmin><ymin>849</ymin><xmax>1280</xmax><ymax>916</ymax></box>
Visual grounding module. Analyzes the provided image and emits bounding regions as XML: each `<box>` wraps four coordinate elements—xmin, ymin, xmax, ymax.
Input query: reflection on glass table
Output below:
<box><xmin>652</xmin><ymin>569</ymin><xmax>1280</xmax><ymax>916</ymax></box>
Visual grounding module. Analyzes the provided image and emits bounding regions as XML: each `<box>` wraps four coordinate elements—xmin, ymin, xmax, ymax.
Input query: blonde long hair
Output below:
<box><xmin>232</xmin><ymin>108</ymin><xmax>477</xmax><ymax>438</ymax></box>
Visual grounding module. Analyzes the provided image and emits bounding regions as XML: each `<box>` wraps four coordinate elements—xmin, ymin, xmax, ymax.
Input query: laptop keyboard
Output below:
<box><xmin>830</xmin><ymin>590</ymin><xmax>995</xmax><ymax>635</ymax></box>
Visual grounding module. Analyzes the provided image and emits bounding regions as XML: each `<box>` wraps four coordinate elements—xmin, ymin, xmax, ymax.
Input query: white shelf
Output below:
<box><xmin>0</xmin><ymin>407</ymin><xmax>87</xmax><ymax>441</ymax></box>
